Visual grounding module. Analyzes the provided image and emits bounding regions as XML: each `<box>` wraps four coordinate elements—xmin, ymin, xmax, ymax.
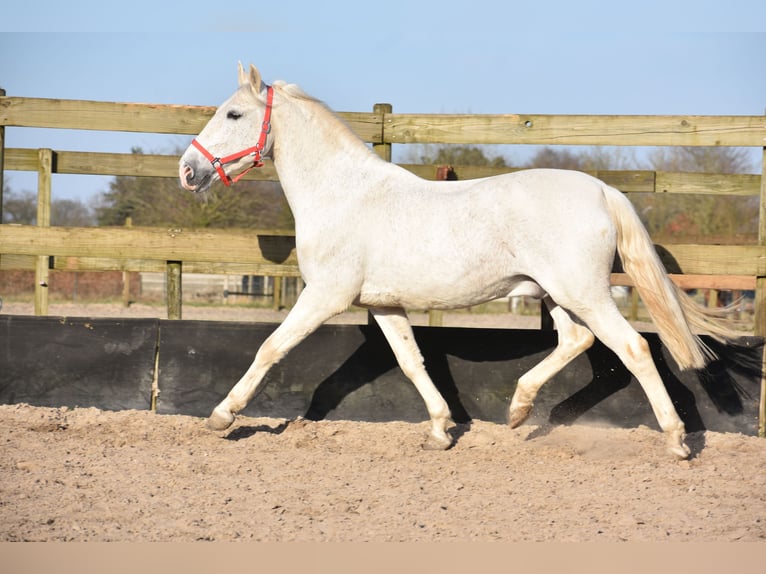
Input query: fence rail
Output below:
<box><xmin>1</xmin><ymin>94</ymin><xmax>765</xmax><ymax>434</ymax></box>
<box><xmin>0</xmin><ymin>97</ymin><xmax>766</xmax><ymax>328</ymax></box>
<box><xmin>384</xmin><ymin>113</ymin><xmax>766</xmax><ymax>146</ymax></box>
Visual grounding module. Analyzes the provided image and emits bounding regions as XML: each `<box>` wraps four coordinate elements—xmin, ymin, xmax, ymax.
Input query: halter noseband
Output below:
<box><xmin>191</xmin><ymin>85</ymin><xmax>274</xmax><ymax>187</ymax></box>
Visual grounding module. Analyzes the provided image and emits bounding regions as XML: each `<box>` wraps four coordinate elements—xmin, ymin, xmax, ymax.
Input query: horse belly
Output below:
<box><xmin>357</xmin><ymin>264</ymin><xmax>520</xmax><ymax>310</ymax></box>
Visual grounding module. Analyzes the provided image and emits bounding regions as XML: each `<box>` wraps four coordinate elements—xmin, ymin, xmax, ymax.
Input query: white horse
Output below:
<box><xmin>180</xmin><ymin>64</ymin><xmax>738</xmax><ymax>459</ymax></box>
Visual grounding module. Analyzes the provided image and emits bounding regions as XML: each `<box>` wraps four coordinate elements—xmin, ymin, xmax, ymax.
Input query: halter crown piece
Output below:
<box><xmin>191</xmin><ymin>85</ymin><xmax>274</xmax><ymax>187</ymax></box>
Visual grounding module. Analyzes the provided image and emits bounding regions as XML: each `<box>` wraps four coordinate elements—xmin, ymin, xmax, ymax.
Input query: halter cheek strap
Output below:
<box><xmin>191</xmin><ymin>85</ymin><xmax>274</xmax><ymax>187</ymax></box>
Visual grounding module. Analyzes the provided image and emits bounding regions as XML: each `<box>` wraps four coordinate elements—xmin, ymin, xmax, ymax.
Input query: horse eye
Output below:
<box><xmin>227</xmin><ymin>110</ymin><xmax>242</xmax><ymax>120</ymax></box>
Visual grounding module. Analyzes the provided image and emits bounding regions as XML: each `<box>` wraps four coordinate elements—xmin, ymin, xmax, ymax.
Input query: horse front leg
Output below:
<box><xmin>369</xmin><ymin>307</ymin><xmax>453</xmax><ymax>450</ymax></box>
<box><xmin>207</xmin><ymin>285</ymin><xmax>351</xmax><ymax>431</ymax></box>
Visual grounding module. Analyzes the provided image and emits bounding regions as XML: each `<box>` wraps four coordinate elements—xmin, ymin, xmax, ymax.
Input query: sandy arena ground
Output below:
<box><xmin>1</xmin><ymin>404</ymin><xmax>765</xmax><ymax>542</ymax></box>
<box><xmin>1</xmin><ymin>301</ymin><xmax>763</xmax><ymax>542</ymax></box>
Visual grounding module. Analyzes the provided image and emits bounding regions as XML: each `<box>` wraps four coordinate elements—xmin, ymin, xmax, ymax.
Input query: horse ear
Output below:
<box><xmin>237</xmin><ymin>61</ymin><xmax>248</xmax><ymax>87</ymax></box>
<box><xmin>248</xmin><ymin>64</ymin><xmax>263</xmax><ymax>93</ymax></box>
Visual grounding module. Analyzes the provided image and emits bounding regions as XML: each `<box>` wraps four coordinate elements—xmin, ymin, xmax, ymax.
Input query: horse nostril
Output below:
<box><xmin>179</xmin><ymin>163</ymin><xmax>198</xmax><ymax>191</ymax></box>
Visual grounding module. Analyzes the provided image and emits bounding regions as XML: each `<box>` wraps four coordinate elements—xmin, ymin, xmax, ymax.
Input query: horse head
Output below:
<box><xmin>179</xmin><ymin>63</ymin><xmax>274</xmax><ymax>193</ymax></box>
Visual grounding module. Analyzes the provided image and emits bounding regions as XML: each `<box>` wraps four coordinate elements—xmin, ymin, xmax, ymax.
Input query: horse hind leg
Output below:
<box><xmin>370</xmin><ymin>307</ymin><xmax>453</xmax><ymax>450</ymax></box>
<box><xmin>576</xmin><ymin>303</ymin><xmax>691</xmax><ymax>459</ymax></box>
<box><xmin>508</xmin><ymin>298</ymin><xmax>595</xmax><ymax>428</ymax></box>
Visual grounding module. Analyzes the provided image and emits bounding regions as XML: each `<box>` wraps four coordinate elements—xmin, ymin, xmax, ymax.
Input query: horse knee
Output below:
<box><xmin>397</xmin><ymin>350</ymin><xmax>427</xmax><ymax>380</ymax></box>
<box><xmin>255</xmin><ymin>337</ymin><xmax>289</xmax><ymax>368</ymax></box>
<box><xmin>567</xmin><ymin>325</ymin><xmax>595</xmax><ymax>356</ymax></box>
<box><xmin>626</xmin><ymin>334</ymin><xmax>651</xmax><ymax>363</ymax></box>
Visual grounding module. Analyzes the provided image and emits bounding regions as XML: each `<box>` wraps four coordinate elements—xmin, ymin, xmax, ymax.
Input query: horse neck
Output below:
<box><xmin>271</xmin><ymin>91</ymin><xmax>385</xmax><ymax>214</ymax></box>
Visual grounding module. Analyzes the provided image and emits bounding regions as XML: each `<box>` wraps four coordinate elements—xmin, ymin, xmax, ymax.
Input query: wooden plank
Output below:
<box><xmin>610</xmin><ymin>273</ymin><xmax>757</xmax><ymax>290</ymax></box>
<box><xmin>50</xmin><ymin>256</ymin><xmax>301</xmax><ymax>276</ymax></box>
<box><xmin>0</xmin><ymin>97</ymin><xmax>215</xmax><ymax>134</ymax></box>
<box><xmin>55</xmin><ymin>151</ymin><xmax>189</xmax><ymax>179</ymax></box>
<box><xmin>372</xmin><ymin>103</ymin><xmax>393</xmax><ymax>161</ymax></box>
<box><xmin>166</xmin><ymin>261</ymin><xmax>182</xmax><ymax>320</ymax></box>
<box><xmin>0</xmin><ymin>225</ymin><xmax>298</xmax><ymax>266</ymax></box>
<box><xmin>55</xmin><ymin>150</ymin><xmax>279</xmax><ymax>181</ymax></box>
<box><xmin>34</xmin><ymin>149</ymin><xmax>52</xmax><ymax>316</ymax></box>
<box><xmin>0</xmin><ymin>253</ymin><xmax>36</xmax><ymax>270</ymax></box>
<box><xmin>5</xmin><ymin>97</ymin><xmax>764</xmax><ymax>146</ymax></box>
<box><xmin>0</xmin><ymin>97</ymin><xmax>383</xmax><ymax>142</ymax></box>
<box><xmin>656</xmin><ymin>171</ymin><xmax>761</xmax><ymax>196</ymax></box>
<box><xmin>2</xmin><ymin>148</ymin><xmax>760</xmax><ymax>197</ymax></box>
<box><xmin>340</xmin><ymin>111</ymin><xmax>385</xmax><ymax>143</ymax></box>
<box><xmin>656</xmin><ymin>243</ymin><xmax>766</xmax><ymax>276</ymax></box>
<box><xmin>3</xmin><ymin>148</ymin><xmax>38</xmax><ymax>171</ymax></box>
<box><xmin>384</xmin><ymin>113</ymin><xmax>766</xmax><ymax>147</ymax></box>
<box><xmin>1</xmin><ymin>225</ymin><xmax>763</xmax><ymax>277</ymax></box>
<box><xmin>0</xmin><ymin>88</ymin><xmax>5</xmax><ymax>222</ymax></box>
<box><xmin>757</xmin><ymin>147</ymin><xmax>766</xmax><ymax>337</ymax></box>
<box><xmin>2</xmin><ymin>147</ymin><xmax>278</xmax><ymax>180</ymax></box>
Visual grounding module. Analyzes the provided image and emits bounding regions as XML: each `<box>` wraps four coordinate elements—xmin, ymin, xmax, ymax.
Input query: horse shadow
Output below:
<box><xmin>298</xmin><ymin>323</ymin><xmax>760</xmax><ymax>453</ymax></box>
<box><xmin>224</xmin><ymin>420</ymin><xmax>290</xmax><ymax>441</ymax></box>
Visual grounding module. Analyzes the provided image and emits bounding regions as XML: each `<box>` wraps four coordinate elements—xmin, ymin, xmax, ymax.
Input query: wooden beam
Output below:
<box><xmin>0</xmin><ymin>225</ymin><xmax>298</xmax><ymax>266</ymax></box>
<box><xmin>2</xmin><ymin>226</ymin><xmax>763</xmax><ymax>278</ymax></box>
<box><xmin>655</xmin><ymin>243</ymin><xmax>766</xmax><ymax>276</ymax></box>
<box><xmin>0</xmin><ymin>97</ymin><xmax>383</xmax><ymax>143</ymax></box>
<box><xmin>34</xmin><ymin>149</ymin><xmax>52</xmax><ymax>316</ymax></box>
<box><xmin>384</xmin><ymin>113</ymin><xmax>766</xmax><ymax>147</ymax></box>
<box><xmin>7</xmin><ymin>148</ymin><xmax>761</xmax><ymax>198</ymax></box>
<box><xmin>0</xmin><ymin>88</ymin><xmax>5</xmax><ymax>224</ymax></box>
<box><xmin>166</xmin><ymin>261</ymin><xmax>182</xmax><ymax>320</ymax></box>
<box><xmin>48</xmin><ymin>256</ymin><xmax>301</xmax><ymax>276</ymax></box>
<box><xmin>610</xmin><ymin>273</ymin><xmax>757</xmax><ymax>290</ymax></box>
<box><xmin>656</xmin><ymin>171</ymin><xmax>761</xmax><ymax>196</ymax></box>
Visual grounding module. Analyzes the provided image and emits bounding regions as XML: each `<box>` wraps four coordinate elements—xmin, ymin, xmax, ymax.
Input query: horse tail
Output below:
<box><xmin>601</xmin><ymin>184</ymin><xmax>740</xmax><ymax>370</ymax></box>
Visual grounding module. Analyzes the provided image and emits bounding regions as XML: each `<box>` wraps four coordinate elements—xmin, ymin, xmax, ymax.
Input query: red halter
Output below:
<box><xmin>191</xmin><ymin>85</ymin><xmax>274</xmax><ymax>187</ymax></box>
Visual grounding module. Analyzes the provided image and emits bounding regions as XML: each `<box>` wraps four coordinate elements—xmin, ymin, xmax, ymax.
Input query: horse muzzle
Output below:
<box><xmin>178</xmin><ymin>159</ymin><xmax>214</xmax><ymax>193</ymax></box>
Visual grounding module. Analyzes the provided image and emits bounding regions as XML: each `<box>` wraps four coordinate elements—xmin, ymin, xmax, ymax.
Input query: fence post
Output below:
<box><xmin>0</xmin><ymin>88</ymin><xmax>5</xmax><ymax>274</ymax></box>
<box><xmin>757</xmin><ymin>132</ymin><xmax>766</xmax><ymax>437</ymax></box>
<box><xmin>166</xmin><ymin>261</ymin><xmax>182</xmax><ymax>320</ymax></box>
<box><xmin>272</xmin><ymin>276</ymin><xmax>282</xmax><ymax>311</ymax></box>
<box><xmin>122</xmin><ymin>217</ymin><xmax>133</xmax><ymax>307</ymax></box>
<box><xmin>0</xmin><ymin>88</ymin><xmax>5</xmax><ymax>224</ymax></box>
<box><xmin>35</xmin><ymin>149</ymin><xmax>53</xmax><ymax>316</ymax></box>
<box><xmin>372</xmin><ymin>103</ymin><xmax>392</xmax><ymax>162</ymax></box>
<box><xmin>368</xmin><ymin>104</ymin><xmax>394</xmax><ymax>326</ymax></box>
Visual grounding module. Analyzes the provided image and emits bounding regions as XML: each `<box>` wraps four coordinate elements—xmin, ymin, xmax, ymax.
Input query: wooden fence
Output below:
<box><xmin>1</xmin><ymin>91</ymin><xmax>765</xmax><ymax>432</ymax></box>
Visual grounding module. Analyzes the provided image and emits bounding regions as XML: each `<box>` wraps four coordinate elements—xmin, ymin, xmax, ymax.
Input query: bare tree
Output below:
<box><xmin>52</xmin><ymin>199</ymin><xmax>95</xmax><ymax>226</ymax></box>
<box><xmin>647</xmin><ymin>146</ymin><xmax>756</xmax><ymax>174</ymax></box>
<box><xmin>635</xmin><ymin>146</ymin><xmax>759</xmax><ymax>239</ymax></box>
<box><xmin>525</xmin><ymin>147</ymin><xmax>585</xmax><ymax>169</ymax></box>
<box><xmin>1</xmin><ymin>188</ymin><xmax>95</xmax><ymax>226</ymax></box>
<box><xmin>402</xmin><ymin>144</ymin><xmax>509</xmax><ymax>167</ymax></box>
<box><xmin>95</xmin><ymin>148</ymin><xmax>294</xmax><ymax>229</ymax></box>
<box><xmin>1</xmin><ymin>189</ymin><xmax>37</xmax><ymax>224</ymax></box>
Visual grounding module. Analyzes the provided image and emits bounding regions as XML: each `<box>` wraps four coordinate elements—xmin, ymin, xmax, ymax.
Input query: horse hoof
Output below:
<box><xmin>422</xmin><ymin>434</ymin><xmax>452</xmax><ymax>451</ymax></box>
<box><xmin>666</xmin><ymin>431</ymin><xmax>691</xmax><ymax>460</ymax></box>
<box><xmin>667</xmin><ymin>441</ymin><xmax>691</xmax><ymax>460</ymax></box>
<box><xmin>207</xmin><ymin>407</ymin><xmax>235</xmax><ymax>431</ymax></box>
<box><xmin>508</xmin><ymin>404</ymin><xmax>532</xmax><ymax>429</ymax></box>
<box><xmin>668</xmin><ymin>444</ymin><xmax>691</xmax><ymax>460</ymax></box>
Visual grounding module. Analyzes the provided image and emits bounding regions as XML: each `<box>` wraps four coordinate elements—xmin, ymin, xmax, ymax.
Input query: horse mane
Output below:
<box><xmin>272</xmin><ymin>80</ymin><xmax>322</xmax><ymax>103</ymax></box>
<box><xmin>272</xmin><ymin>79</ymin><xmax>375</xmax><ymax>156</ymax></box>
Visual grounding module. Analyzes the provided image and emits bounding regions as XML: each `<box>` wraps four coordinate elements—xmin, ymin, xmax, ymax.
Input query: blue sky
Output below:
<box><xmin>1</xmin><ymin>1</ymin><xmax>766</xmax><ymax>202</ymax></box>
